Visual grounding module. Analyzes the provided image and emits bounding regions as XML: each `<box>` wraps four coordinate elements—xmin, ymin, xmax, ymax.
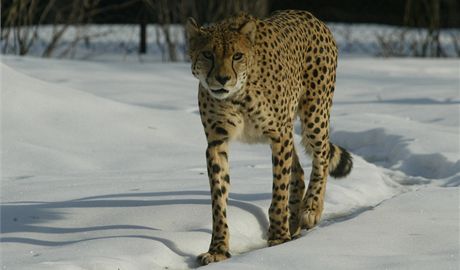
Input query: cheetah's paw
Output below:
<box><xmin>268</xmin><ymin>236</ymin><xmax>291</xmax><ymax>247</ymax></box>
<box><xmin>197</xmin><ymin>251</ymin><xmax>231</xmax><ymax>265</ymax></box>
<box><xmin>301</xmin><ymin>199</ymin><xmax>324</xmax><ymax>230</ymax></box>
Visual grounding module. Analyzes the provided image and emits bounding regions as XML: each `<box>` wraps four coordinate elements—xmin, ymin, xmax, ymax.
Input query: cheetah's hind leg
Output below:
<box><xmin>288</xmin><ymin>146</ymin><xmax>306</xmax><ymax>238</ymax></box>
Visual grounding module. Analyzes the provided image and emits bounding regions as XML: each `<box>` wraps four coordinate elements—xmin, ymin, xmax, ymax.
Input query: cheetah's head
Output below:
<box><xmin>186</xmin><ymin>14</ymin><xmax>256</xmax><ymax>100</ymax></box>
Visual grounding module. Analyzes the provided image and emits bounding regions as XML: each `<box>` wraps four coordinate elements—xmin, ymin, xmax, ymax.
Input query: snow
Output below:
<box><xmin>1</xmin><ymin>55</ymin><xmax>459</xmax><ymax>270</ymax></box>
<box><xmin>205</xmin><ymin>187</ymin><xmax>459</xmax><ymax>270</ymax></box>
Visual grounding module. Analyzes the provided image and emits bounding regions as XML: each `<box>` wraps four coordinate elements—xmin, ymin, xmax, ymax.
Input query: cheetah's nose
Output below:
<box><xmin>215</xmin><ymin>75</ymin><xmax>230</xmax><ymax>85</ymax></box>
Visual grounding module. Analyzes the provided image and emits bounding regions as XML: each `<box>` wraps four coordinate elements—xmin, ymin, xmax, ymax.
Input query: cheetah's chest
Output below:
<box><xmin>235</xmin><ymin>115</ymin><xmax>270</xmax><ymax>144</ymax></box>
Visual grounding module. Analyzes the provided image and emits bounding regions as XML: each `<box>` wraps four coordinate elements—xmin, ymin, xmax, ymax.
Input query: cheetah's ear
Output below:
<box><xmin>186</xmin><ymin>17</ymin><xmax>201</xmax><ymax>40</ymax></box>
<box><xmin>239</xmin><ymin>19</ymin><xmax>257</xmax><ymax>44</ymax></box>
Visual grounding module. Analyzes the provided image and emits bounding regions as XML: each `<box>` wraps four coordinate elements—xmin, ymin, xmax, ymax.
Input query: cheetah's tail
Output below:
<box><xmin>328</xmin><ymin>143</ymin><xmax>353</xmax><ymax>178</ymax></box>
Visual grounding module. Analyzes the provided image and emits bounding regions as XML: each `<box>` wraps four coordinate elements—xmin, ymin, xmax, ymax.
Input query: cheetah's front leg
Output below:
<box><xmin>268</xmin><ymin>131</ymin><xmax>294</xmax><ymax>246</ymax></box>
<box><xmin>198</xmin><ymin>139</ymin><xmax>231</xmax><ymax>265</ymax></box>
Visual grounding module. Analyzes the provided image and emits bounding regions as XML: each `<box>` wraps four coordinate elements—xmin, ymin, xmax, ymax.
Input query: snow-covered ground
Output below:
<box><xmin>1</xmin><ymin>56</ymin><xmax>459</xmax><ymax>270</ymax></box>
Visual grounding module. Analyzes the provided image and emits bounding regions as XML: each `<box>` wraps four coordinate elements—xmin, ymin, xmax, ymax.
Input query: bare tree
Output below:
<box><xmin>403</xmin><ymin>0</ymin><xmax>444</xmax><ymax>57</ymax></box>
<box><xmin>41</xmin><ymin>0</ymin><xmax>100</xmax><ymax>57</ymax></box>
<box><xmin>375</xmin><ymin>0</ymin><xmax>456</xmax><ymax>57</ymax></box>
<box><xmin>139</xmin><ymin>7</ymin><xmax>148</xmax><ymax>54</ymax></box>
<box><xmin>450</xmin><ymin>33</ymin><xmax>460</xmax><ymax>57</ymax></box>
<box><xmin>141</xmin><ymin>0</ymin><xmax>187</xmax><ymax>61</ymax></box>
<box><xmin>1</xmin><ymin>0</ymin><xmax>140</xmax><ymax>58</ymax></box>
<box><xmin>1</xmin><ymin>0</ymin><xmax>57</xmax><ymax>55</ymax></box>
<box><xmin>156</xmin><ymin>0</ymin><xmax>179</xmax><ymax>61</ymax></box>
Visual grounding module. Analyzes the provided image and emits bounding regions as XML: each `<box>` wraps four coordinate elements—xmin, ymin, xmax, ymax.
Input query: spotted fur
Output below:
<box><xmin>186</xmin><ymin>10</ymin><xmax>353</xmax><ymax>265</ymax></box>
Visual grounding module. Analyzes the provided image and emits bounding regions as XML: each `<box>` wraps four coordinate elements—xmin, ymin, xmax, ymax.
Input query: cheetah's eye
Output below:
<box><xmin>202</xmin><ymin>51</ymin><xmax>213</xmax><ymax>60</ymax></box>
<box><xmin>233</xmin><ymin>52</ymin><xmax>244</xmax><ymax>61</ymax></box>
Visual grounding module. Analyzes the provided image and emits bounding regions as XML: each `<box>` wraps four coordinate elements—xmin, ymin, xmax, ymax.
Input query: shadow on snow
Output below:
<box><xmin>1</xmin><ymin>190</ymin><xmax>271</xmax><ymax>267</ymax></box>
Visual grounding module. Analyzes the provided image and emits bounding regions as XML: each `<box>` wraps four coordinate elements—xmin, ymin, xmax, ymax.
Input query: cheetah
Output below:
<box><xmin>186</xmin><ymin>10</ymin><xmax>353</xmax><ymax>265</ymax></box>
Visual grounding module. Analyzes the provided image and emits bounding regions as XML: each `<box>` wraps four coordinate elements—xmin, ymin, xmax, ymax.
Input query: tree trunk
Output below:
<box><xmin>139</xmin><ymin>13</ymin><xmax>147</xmax><ymax>54</ymax></box>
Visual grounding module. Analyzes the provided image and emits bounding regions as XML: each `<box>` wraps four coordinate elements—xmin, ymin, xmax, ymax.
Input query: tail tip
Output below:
<box><xmin>329</xmin><ymin>147</ymin><xmax>353</xmax><ymax>178</ymax></box>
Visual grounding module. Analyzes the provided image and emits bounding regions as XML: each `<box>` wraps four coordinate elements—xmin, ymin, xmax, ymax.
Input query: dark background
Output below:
<box><xmin>270</xmin><ymin>0</ymin><xmax>459</xmax><ymax>27</ymax></box>
<box><xmin>2</xmin><ymin>0</ymin><xmax>459</xmax><ymax>27</ymax></box>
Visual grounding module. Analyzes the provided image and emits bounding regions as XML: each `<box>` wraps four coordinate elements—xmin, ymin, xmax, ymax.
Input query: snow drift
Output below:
<box><xmin>1</xmin><ymin>56</ymin><xmax>458</xmax><ymax>270</ymax></box>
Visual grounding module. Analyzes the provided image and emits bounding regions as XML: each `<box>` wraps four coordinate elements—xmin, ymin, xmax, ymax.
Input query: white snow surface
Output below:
<box><xmin>1</xmin><ymin>56</ymin><xmax>459</xmax><ymax>270</ymax></box>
